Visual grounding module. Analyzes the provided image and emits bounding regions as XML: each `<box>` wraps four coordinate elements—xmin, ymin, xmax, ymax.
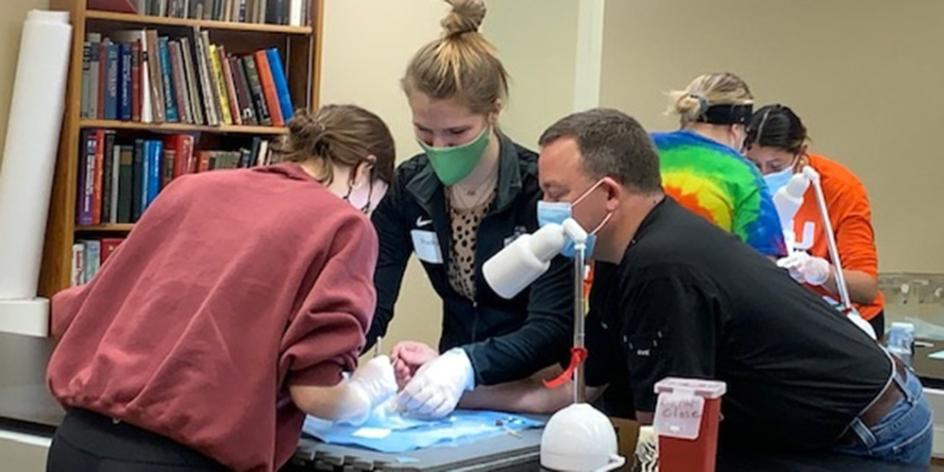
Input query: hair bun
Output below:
<box><xmin>441</xmin><ymin>0</ymin><xmax>486</xmax><ymax>38</ymax></box>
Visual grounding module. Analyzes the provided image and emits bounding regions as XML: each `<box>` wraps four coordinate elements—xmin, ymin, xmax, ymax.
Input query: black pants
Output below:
<box><xmin>47</xmin><ymin>409</ymin><xmax>227</xmax><ymax>471</ymax></box>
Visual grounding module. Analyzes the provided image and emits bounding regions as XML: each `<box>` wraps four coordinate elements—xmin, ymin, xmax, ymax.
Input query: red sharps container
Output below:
<box><xmin>653</xmin><ymin>377</ymin><xmax>726</xmax><ymax>472</ymax></box>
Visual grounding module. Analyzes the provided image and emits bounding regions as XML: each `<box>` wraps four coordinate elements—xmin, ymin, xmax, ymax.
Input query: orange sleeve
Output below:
<box><xmin>833</xmin><ymin>180</ymin><xmax>878</xmax><ymax>278</ymax></box>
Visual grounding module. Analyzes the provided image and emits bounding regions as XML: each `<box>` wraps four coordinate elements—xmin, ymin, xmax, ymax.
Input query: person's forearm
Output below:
<box><xmin>290</xmin><ymin>382</ymin><xmax>372</xmax><ymax>424</ymax></box>
<box><xmin>824</xmin><ymin>268</ymin><xmax>879</xmax><ymax>305</ymax></box>
<box><xmin>459</xmin><ymin>377</ymin><xmax>571</xmax><ymax>414</ymax></box>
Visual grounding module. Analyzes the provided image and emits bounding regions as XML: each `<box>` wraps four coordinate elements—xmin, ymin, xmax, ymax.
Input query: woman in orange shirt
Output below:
<box><xmin>745</xmin><ymin>104</ymin><xmax>885</xmax><ymax>337</ymax></box>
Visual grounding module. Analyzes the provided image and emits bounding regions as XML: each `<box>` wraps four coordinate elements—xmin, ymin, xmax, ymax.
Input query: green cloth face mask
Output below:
<box><xmin>418</xmin><ymin>127</ymin><xmax>490</xmax><ymax>186</ymax></box>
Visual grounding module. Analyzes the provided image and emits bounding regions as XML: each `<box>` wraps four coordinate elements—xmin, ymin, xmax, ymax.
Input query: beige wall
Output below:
<box><xmin>0</xmin><ymin>1</ymin><xmax>50</xmax><ymax>169</ymax></box>
<box><xmin>320</xmin><ymin>0</ymin><xmax>448</xmax><ymax>350</ymax></box>
<box><xmin>482</xmin><ymin>0</ymin><xmax>579</xmax><ymax>148</ymax></box>
<box><xmin>600</xmin><ymin>0</ymin><xmax>944</xmax><ymax>273</ymax></box>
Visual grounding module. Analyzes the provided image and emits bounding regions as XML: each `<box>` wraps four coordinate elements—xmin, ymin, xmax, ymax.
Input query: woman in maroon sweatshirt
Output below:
<box><xmin>46</xmin><ymin>104</ymin><xmax>399</xmax><ymax>472</ymax></box>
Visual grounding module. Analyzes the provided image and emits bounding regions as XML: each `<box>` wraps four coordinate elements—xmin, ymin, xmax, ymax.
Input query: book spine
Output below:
<box><xmin>131</xmin><ymin>40</ymin><xmax>142</xmax><ymax>122</ymax></box>
<box><xmin>169</xmin><ymin>41</ymin><xmax>192</xmax><ymax>123</ymax></box>
<box><xmin>192</xmin><ymin>28</ymin><xmax>218</xmax><ymax>126</ymax></box>
<box><xmin>201</xmin><ymin>31</ymin><xmax>225</xmax><ymax>126</ymax></box>
<box><xmin>253</xmin><ymin>50</ymin><xmax>283</xmax><ymax>126</ymax></box>
<box><xmin>163</xmin><ymin>144</ymin><xmax>176</xmax><ymax>189</ymax></box>
<box><xmin>266</xmin><ymin>48</ymin><xmax>293</xmax><ymax>121</ymax></box>
<box><xmin>219</xmin><ymin>46</ymin><xmax>242</xmax><ymax>125</ymax></box>
<box><xmin>81</xmin><ymin>42</ymin><xmax>91</xmax><ymax>119</ymax></box>
<box><xmin>71</xmin><ymin>243</ymin><xmax>84</xmax><ymax>286</ymax></box>
<box><xmin>77</xmin><ymin>130</ymin><xmax>95</xmax><ymax>226</ymax></box>
<box><xmin>242</xmin><ymin>56</ymin><xmax>270</xmax><ymax>125</ymax></box>
<box><xmin>140</xmin><ymin>34</ymin><xmax>153</xmax><ymax>123</ymax></box>
<box><xmin>88</xmin><ymin>39</ymin><xmax>100</xmax><ymax>119</ymax></box>
<box><xmin>119</xmin><ymin>42</ymin><xmax>133</xmax><ymax>121</ymax></box>
<box><xmin>101</xmin><ymin>131</ymin><xmax>116</xmax><ymax>224</ymax></box>
<box><xmin>147</xmin><ymin>140</ymin><xmax>163</xmax><ymax>208</ymax></box>
<box><xmin>230</xmin><ymin>55</ymin><xmax>256</xmax><ymax>125</ymax></box>
<box><xmin>118</xmin><ymin>146</ymin><xmax>133</xmax><ymax>223</ymax></box>
<box><xmin>145</xmin><ymin>30</ymin><xmax>165</xmax><ymax>123</ymax></box>
<box><xmin>132</xmin><ymin>138</ymin><xmax>144</xmax><ymax>220</ymax></box>
<box><xmin>158</xmin><ymin>37</ymin><xmax>179</xmax><ymax>122</ymax></box>
<box><xmin>97</xmin><ymin>42</ymin><xmax>107</xmax><ymax>119</ymax></box>
<box><xmin>210</xmin><ymin>44</ymin><xmax>233</xmax><ymax>124</ymax></box>
<box><xmin>104</xmin><ymin>42</ymin><xmax>119</xmax><ymax>120</ymax></box>
<box><xmin>180</xmin><ymin>37</ymin><xmax>205</xmax><ymax>125</ymax></box>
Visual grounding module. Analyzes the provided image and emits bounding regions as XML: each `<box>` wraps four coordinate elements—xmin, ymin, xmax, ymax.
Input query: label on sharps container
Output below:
<box><xmin>654</xmin><ymin>392</ymin><xmax>704</xmax><ymax>440</ymax></box>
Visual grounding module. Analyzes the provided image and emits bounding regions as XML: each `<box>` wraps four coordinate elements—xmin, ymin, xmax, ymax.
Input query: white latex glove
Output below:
<box><xmin>396</xmin><ymin>348</ymin><xmax>474</xmax><ymax>419</ymax></box>
<box><xmin>341</xmin><ymin>355</ymin><xmax>398</xmax><ymax>425</ymax></box>
<box><xmin>777</xmin><ymin>252</ymin><xmax>831</xmax><ymax>286</ymax></box>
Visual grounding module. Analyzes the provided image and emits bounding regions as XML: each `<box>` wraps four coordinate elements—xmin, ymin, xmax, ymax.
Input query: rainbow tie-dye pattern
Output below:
<box><xmin>652</xmin><ymin>130</ymin><xmax>785</xmax><ymax>257</ymax></box>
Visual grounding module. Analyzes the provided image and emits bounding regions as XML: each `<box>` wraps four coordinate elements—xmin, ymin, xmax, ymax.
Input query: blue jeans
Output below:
<box><xmin>833</xmin><ymin>366</ymin><xmax>933</xmax><ymax>466</ymax></box>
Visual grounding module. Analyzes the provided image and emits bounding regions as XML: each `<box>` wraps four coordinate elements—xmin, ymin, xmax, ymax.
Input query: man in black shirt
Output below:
<box><xmin>531</xmin><ymin>108</ymin><xmax>931</xmax><ymax>465</ymax></box>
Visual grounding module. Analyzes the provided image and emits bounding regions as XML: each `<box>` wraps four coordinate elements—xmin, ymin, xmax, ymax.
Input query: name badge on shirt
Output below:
<box><xmin>411</xmin><ymin>230</ymin><xmax>443</xmax><ymax>264</ymax></box>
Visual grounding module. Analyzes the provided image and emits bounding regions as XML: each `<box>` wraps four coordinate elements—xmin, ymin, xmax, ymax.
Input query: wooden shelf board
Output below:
<box><xmin>76</xmin><ymin>224</ymin><xmax>135</xmax><ymax>232</ymax></box>
<box><xmin>86</xmin><ymin>10</ymin><xmax>313</xmax><ymax>35</ymax></box>
<box><xmin>80</xmin><ymin>119</ymin><xmax>288</xmax><ymax>135</ymax></box>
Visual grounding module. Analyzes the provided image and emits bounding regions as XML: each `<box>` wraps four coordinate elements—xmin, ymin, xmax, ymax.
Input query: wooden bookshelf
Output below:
<box><xmin>86</xmin><ymin>10</ymin><xmax>314</xmax><ymax>35</ymax></box>
<box><xmin>76</xmin><ymin>224</ymin><xmax>135</xmax><ymax>232</ymax></box>
<box><xmin>80</xmin><ymin>119</ymin><xmax>289</xmax><ymax>135</ymax></box>
<box><xmin>39</xmin><ymin>0</ymin><xmax>324</xmax><ymax>296</ymax></box>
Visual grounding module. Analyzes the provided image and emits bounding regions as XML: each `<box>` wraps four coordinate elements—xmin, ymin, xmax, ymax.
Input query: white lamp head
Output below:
<box><xmin>540</xmin><ymin>403</ymin><xmax>625</xmax><ymax>472</ymax></box>
<box><xmin>483</xmin><ymin>223</ymin><xmax>566</xmax><ymax>299</ymax></box>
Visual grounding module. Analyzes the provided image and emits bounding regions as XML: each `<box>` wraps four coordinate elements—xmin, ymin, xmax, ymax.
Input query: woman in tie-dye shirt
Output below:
<box><xmin>652</xmin><ymin>72</ymin><xmax>785</xmax><ymax>257</ymax></box>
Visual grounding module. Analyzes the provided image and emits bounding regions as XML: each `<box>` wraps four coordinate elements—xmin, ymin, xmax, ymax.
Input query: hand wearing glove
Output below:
<box><xmin>349</xmin><ymin>355</ymin><xmax>399</xmax><ymax>410</ymax></box>
<box><xmin>777</xmin><ymin>252</ymin><xmax>831</xmax><ymax>286</ymax></box>
<box><xmin>390</xmin><ymin>341</ymin><xmax>439</xmax><ymax>389</ymax></box>
<box><xmin>293</xmin><ymin>355</ymin><xmax>398</xmax><ymax>426</ymax></box>
<box><xmin>396</xmin><ymin>348</ymin><xmax>474</xmax><ymax>419</ymax></box>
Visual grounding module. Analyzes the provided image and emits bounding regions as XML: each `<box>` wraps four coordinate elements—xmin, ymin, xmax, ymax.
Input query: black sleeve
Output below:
<box><xmin>462</xmin><ymin>254</ymin><xmax>574</xmax><ymax>386</ymax></box>
<box><xmin>621</xmin><ymin>269</ymin><xmax>721</xmax><ymax>413</ymax></box>
<box><xmin>363</xmin><ymin>175</ymin><xmax>413</xmax><ymax>352</ymax></box>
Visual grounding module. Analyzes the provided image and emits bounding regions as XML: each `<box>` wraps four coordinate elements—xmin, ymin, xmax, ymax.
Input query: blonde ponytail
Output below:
<box><xmin>666</xmin><ymin>73</ymin><xmax>753</xmax><ymax>125</ymax></box>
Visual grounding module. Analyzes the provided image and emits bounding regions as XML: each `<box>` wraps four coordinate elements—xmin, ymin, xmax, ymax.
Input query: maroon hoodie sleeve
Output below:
<box><xmin>278</xmin><ymin>215</ymin><xmax>379</xmax><ymax>387</ymax></box>
<box><xmin>51</xmin><ymin>285</ymin><xmax>90</xmax><ymax>338</ymax></box>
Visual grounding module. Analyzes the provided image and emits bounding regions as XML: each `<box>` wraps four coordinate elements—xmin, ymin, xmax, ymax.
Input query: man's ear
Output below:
<box><xmin>602</xmin><ymin>176</ymin><xmax>622</xmax><ymax>212</ymax></box>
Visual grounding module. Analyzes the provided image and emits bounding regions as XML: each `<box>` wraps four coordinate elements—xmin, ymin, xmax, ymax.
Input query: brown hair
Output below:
<box><xmin>667</xmin><ymin>72</ymin><xmax>753</xmax><ymax>125</ymax></box>
<box><xmin>539</xmin><ymin>108</ymin><xmax>662</xmax><ymax>194</ymax></box>
<box><xmin>276</xmin><ymin>104</ymin><xmax>395</xmax><ymax>184</ymax></box>
<box><xmin>745</xmin><ymin>104</ymin><xmax>809</xmax><ymax>155</ymax></box>
<box><xmin>402</xmin><ymin>0</ymin><xmax>509</xmax><ymax>114</ymax></box>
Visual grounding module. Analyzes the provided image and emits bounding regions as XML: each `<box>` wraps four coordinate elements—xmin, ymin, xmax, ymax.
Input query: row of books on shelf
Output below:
<box><xmin>120</xmin><ymin>0</ymin><xmax>312</xmax><ymax>26</ymax></box>
<box><xmin>80</xmin><ymin>29</ymin><xmax>295</xmax><ymax>127</ymax></box>
<box><xmin>77</xmin><ymin>129</ymin><xmax>275</xmax><ymax>226</ymax></box>
<box><xmin>71</xmin><ymin>237</ymin><xmax>124</xmax><ymax>286</ymax></box>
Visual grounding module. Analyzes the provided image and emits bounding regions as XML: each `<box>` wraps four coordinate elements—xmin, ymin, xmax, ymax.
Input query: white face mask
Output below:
<box><xmin>344</xmin><ymin>178</ymin><xmax>388</xmax><ymax>215</ymax></box>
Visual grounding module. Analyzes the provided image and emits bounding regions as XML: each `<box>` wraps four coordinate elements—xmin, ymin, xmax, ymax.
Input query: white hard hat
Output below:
<box><xmin>540</xmin><ymin>403</ymin><xmax>625</xmax><ymax>472</ymax></box>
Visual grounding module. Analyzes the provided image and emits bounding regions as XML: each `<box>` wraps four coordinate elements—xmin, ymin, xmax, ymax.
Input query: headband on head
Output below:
<box><xmin>697</xmin><ymin>104</ymin><xmax>753</xmax><ymax>125</ymax></box>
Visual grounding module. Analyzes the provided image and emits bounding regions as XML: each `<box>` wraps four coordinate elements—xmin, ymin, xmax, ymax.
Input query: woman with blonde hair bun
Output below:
<box><xmin>368</xmin><ymin>0</ymin><xmax>572</xmax><ymax>419</ymax></box>
<box><xmin>653</xmin><ymin>72</ymin><xmax>785</xmax><ymax>257</ymax></box>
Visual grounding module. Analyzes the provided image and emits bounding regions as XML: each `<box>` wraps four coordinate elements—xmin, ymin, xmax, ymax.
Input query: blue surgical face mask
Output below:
<box><xmin>537</xmin><ymin>201</ymin><xmax>597</xmax><ymax>258</ymax></box>
<box><xmin>763</xmin><ymin>167</ymin><xmax>794</xmax><ymax>196</ymax></box>
<box><xmin>536</xmin><ymin>179</ymin><xmax>612</xmax><ymax>259</ymax></box>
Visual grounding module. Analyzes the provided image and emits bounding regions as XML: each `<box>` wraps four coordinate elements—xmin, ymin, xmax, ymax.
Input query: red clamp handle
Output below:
<box><xmin>543</xmin><ymin>346</ymin><xmax>588</xmax><ymax>389</ymax></box>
